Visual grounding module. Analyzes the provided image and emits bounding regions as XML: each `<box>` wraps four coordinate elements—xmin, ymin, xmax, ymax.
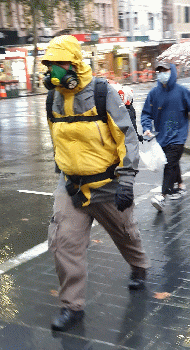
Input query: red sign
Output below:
<box><xmin>180</xmin><ymin>38</ymin><xmax>190</xmax><ymax>43</ymax></box>
<box><xmin>72</xmin><ymin>33</ymin><xmax>91</xmax><ymax>42</ymax></box>
<box><xmin>99</xmin><ymin>37</ymin><xmax>126</xmax><ymax>44</ymax></box>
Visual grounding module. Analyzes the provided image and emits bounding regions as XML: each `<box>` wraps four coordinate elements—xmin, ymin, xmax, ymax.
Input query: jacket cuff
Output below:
<box><xmin>118</xmin><ymin>175</ymin><xmax>135</xmax><ymax>186</ymax></box>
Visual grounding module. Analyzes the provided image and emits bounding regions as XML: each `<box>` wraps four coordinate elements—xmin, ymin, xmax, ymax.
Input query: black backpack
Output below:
<box><xmin>94</xmin><ymin>77</ymin><xmax>108</xmax><ymax>118</ymax></box>
<box><xmin>46</xmin><ymin>77</ymin><xmax>141</xmax><ymax>140</ymax></box>
<box><xmin>95</xmin><ymin>78</ymin><xmax>140</xmax><ymax>137</ymax></box>
<box><xmin>46</xmin><ymin>77</ymin><xmax>108</xmax><ymax>122</ymax></box>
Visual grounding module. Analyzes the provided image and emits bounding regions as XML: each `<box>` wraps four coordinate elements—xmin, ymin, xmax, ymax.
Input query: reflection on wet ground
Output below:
<box><xmin>1</xmin><ymin>94</ymin><xmax>190</xmax><ymax>349</ymax></box>
<box><xmin>0</xmin><ymin>96</ymin><xmax>57</xmax><ymax>262</ymax></box>
<box><xmin>0</xmin><ymin>183</ymin><xmax>190</xmax><ymax>349</ymax></box>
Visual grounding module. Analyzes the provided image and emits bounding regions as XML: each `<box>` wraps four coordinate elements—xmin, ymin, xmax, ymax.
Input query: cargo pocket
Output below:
<box><xmin>48</xmin><ymin>215</ymin><xmax>59</xmax><ymax>252</ymax></box>
<box><xmin>120</xmin><ymin>204</ymin><xmax>140</xmax><ymax>244</ymax></box>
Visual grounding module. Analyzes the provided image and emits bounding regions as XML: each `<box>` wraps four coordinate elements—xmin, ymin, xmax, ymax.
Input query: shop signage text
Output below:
<box><xmin>180</xmin><ymin>39</ymin><xmax>190</xmax><ymax>43</ymax></box>
<box><xmin>72</xmin><ymin>33</ymin><xmax>99</xmax><ymax>42</ymax></box>
<box><xmin>99</xmin><ymin>37</ymin><xmax>126</xmax><ymax>44</ymax></box>
<box><xmin>72</xmin><ymin>34</ymin><xmax>91</xmax><ymax>42</ymax></box>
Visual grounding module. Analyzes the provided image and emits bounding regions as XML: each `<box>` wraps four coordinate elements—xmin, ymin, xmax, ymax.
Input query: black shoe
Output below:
<box><xmin>51</xmin><ymin>308</ymin><xmax>84</xmax><ymax>332</ymax></box>
<box><xmin>128</xmin><ymin>267</ymin><xmax>146</xmax><ymax>290</ymax></box>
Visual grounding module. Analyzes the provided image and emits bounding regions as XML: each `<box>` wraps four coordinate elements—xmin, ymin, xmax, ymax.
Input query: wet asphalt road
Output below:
<box><xmin>1</xmin><ymin>85</ymin><xmax>190</xmax><ymax>265</ymax></box>
<box><xmin>1</xmin><ymin>81</ymin><xmax>190</xmax><ymax>350</ymax></box>
<box><xmin>0</xmin><ymin>95</ymin><xmax>57</xmax><ymax>264</ymax></box>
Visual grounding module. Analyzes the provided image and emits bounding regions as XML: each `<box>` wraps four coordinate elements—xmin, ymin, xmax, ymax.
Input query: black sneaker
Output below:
<box><xmin>51</xmin><ymin>308</ymin><xmax>84</xmax><ymax>332</ymax></box>
<box><xmin>169</xmin><ymin>186</ymin><xmax>187</xmax><ymax>200</ymax></box>
<box><xmin>129</xmin><ymin>266</ymin><xmax>146</xmax><ymax>290</ymax></box>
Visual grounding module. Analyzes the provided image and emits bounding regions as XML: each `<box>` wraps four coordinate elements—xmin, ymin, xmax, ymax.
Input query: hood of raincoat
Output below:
<box><xmin>41</xmin><ymin>35</ymin><xmax>92</xmax><ymax>91</ymax></box>
<box><xmin>157</xmin><ymin>63</ymin><xmax>177</xmax><ymax>91</ymax></box>
<box><xmin>141</xmin><ymin>62</ymin><xmax>190</xmax><ymax>147</ymax></box>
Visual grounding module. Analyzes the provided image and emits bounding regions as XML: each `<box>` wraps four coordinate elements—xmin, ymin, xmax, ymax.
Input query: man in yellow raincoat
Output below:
<box><xmin>41</xmin><ymin>35</ymin><xmax>149</xmax><ymax>332</ymax></box>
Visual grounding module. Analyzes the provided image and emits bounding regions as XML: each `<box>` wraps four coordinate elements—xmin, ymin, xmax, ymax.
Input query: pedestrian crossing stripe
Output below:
<box><xmin>18</xmin><ymin>189</ymin><xmax>53</xmax><ymax>196</ymax></box>
<box><xmin>0</xmin><ymin>241</ymin><xmax>48</xmax><ymax>275</ymax></box>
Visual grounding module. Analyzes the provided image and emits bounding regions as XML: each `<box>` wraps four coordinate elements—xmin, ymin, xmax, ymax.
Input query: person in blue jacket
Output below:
<box><xmin>141</xmin><ymin>60</ymin><xmax>190</xmax><ymax>212</ymax></box>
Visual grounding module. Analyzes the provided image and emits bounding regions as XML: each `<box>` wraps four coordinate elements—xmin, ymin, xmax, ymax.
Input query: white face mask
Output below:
<box><xmin>157</xmin><ymin>71</ymin><xmax>171</xmax><ymax>84</ymax></box>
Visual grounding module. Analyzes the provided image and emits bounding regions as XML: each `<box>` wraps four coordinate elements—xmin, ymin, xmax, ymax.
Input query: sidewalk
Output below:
<box><xmin>1</xmin><ymin>178</ymin><xmax>190</xmax><ymax>349</ymax></box>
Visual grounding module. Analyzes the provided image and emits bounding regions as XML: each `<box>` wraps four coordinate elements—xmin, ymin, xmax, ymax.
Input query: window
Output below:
<box><xmin>185</xmin><ymin>6</ymin><xmax>190</xmax><ymax>23</ymax></box>
<box><xmin>182</xmin><ymin>33</ymin><xmax>190</xmax><ymax>38</ymax></box>
<box><xmin>126</xmin><ymin>12</ymin><xmax>130</xmax><ymax>31</ymax></box>
<box><xmin>148</xmin><ymin>13</ymin><xmax>154</xmax><ymax>30</ymax></box>
<box><xmin>119</xmin><ymin>12</ymin><xmax>130</xmax><ymax>31</ymax></box>
<box><xmin>177</xmin><ymin>5</ymin><xmax>181</xmax><ymax>23</ymax></box>
<box><xmin>119</xmin><ymin>12</ymin><xmax>124</xmax><ymax>30</ymax></box>
<box><xmin>102</xmin><ymin>3</ymin><xmax>106</xmax><ymax>27</ymax></box>
<box><xmin>134</xmin><ymin>12</ymin><xmax>138</xmax><ymax>29</ymax></box>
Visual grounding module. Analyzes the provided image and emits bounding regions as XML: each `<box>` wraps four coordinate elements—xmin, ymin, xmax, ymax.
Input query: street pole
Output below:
<box><xmin>32</xmin><ymin>5</ymin><xmax>38</xmax><ymax>93</ymax></box>
<box><xmin>128</xmin><ymin>0</ymin><xmax>137</xmax><ymax>83</ymax></box>
<box><xmin>91</xmin><ymin>45</ymin><xmax>98</xmax><ymax>74</ymax></box>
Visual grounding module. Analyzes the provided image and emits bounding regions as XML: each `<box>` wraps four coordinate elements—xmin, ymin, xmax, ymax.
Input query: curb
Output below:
<box><xmin>0</xmin><ymin>91</ymin><xmax>47</xmax><ymax>100</ymax></box>
<box><xmin>19</xmin><ymin>92</ymin><xmax>47</xmax><ymax>97</ymax></box>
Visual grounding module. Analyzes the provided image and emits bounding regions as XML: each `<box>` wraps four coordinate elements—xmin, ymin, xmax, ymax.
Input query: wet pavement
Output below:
<box><xmin>0</xmin><ymin>94</ymin><xmax>58</xmax><ymax>263</ymax></box>
<box><xmin>1</xmin><ymin>179</ymin><xmax>190</xmax><ymax>349</ymax></box>
<box><xmin>0</xmin><ymin>90</ymin><xmax>165</xmax><ymax>263</ymax></box>
<box><xmin>1</xmin><ymin>87</ymin><xmax>190</xmax><ymax>349</ymax></box>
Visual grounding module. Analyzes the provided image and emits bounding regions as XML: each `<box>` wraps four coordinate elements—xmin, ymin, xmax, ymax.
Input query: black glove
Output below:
<box><xmin>138</xmin><ymin>134</ymin><xmax>144</xmax><ymax>143</ymax></box>
<box><xmin>115</xmin><ymin>184</ymin><xmax>134</xmax><ymax>212</ymax></box>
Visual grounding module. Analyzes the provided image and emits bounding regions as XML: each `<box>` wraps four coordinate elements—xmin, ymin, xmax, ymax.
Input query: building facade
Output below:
<box><xmin>118</xmin><ymin>0</ymin><xmax>163</xmax><ymax>42</ymax></box>
<box><xmin>0</xmin><ymin>0</ymin><xmax>119</xmax><ymax>46</ymax></box>
<box><xmin>162</xmin><ymin>0</ymin><xmax>173</xmax><ymax>40</ymax></box>
<box><xmin>172</xmin><ymin>0</ymin><xmax>190</xmax><ymax>42</ymax></box>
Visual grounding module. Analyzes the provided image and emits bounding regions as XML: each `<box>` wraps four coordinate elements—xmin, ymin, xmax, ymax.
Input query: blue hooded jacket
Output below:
<box><xmin>141</xmin><ymin>64</ymin><xmax>190</xmax><ymax>147</ymax></box>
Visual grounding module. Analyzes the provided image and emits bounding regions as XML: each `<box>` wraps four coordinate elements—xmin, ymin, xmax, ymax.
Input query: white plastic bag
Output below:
<box><xmin>139</xmin><ymin>138</ymin><xmax>167</xmax><ymax>172</ymax></box>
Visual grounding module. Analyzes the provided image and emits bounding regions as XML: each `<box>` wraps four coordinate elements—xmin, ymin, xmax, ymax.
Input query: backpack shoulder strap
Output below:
<box><xmin>46</xmin><ymin>89</ymin><xmax>55</xmax><ymax>121</ymax></box>
<box><xmin>94</xmin><ymin>77</ymin><xmax>108</xmax><ymax>118</ymax></box>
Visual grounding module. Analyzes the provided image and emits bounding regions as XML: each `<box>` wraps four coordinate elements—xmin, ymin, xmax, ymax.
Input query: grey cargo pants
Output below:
<box><xmin>48</xmin><ymin>189</ymin><xmax>149</xmax><ymax>311</ymax></box>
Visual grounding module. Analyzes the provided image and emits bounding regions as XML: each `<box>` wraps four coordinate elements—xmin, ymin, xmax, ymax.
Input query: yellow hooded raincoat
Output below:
<box><xmin>42</xmin><ymin>35</ymin><xmax>139</xmax><ymax>206</ymax></box>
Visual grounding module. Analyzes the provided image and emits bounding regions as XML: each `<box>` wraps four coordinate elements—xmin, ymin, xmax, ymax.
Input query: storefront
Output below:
<box><xmin>0</xmin><ymin>47</ymin><xmax>31</xmax><ymax>87</ymax></box>
<box><xmin>95</xmin><ymin>37</ymin><xmax>128</xmax><ymax>76</ymax></box>
<box><xmin>96</xmin><ymin>40</ymin><xmax>160</xmax><ymax>83</ymax></box>
<box><xmin>135</xmin><ymin>43</ymin><xmax>159</xmax><ymax>81</ymax></box>
<box><xmin>81</xmin><ymin>37</ymin><xmax>175</xmax><ymax>82</ymax></box>
<box><xmin>0</xmin><ymin>47</ymin><xmax>31</xmax><ymax>97</ymax></box>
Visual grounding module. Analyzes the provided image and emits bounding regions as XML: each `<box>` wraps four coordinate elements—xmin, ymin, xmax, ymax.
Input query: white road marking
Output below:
<box><xmin>0</xmin><ymin>223</ymin><xmax>98</xmax><ymax>275</ymax></box>
<box><xmin>182</xmin><ymin>171</ymin><xmax>190</xmax><ymax>177</ymax></box>
<box><xmin>1</xmin><ymin>170</ymin><xmax>189</xmax><ymax>274</ymax></box>
<box><xmin>1</xmin><ymin>188</ymin><xmax>98</xmax><ymax>273</ymax></box>
<box><xmin>0</xmin><ymin>241</ymin><xmax>48</xmax><ymax>275</ymax></box>
<box><xmin>150</xmin><ymin>186</ymin><xmax>162</xmax><ymax>193</ymax></box>
<box><xmin>18</xmin><ymin>190</ymin><xmax>53</xmax><ymax>196</ymax></box>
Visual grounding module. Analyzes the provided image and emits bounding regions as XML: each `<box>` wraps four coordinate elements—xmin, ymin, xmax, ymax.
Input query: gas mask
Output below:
<box><xmin>157</xmin><ymin>71</ymin><xmax>171</xmax><ymax>85</ymax></box>
<box><xmin>43</xmin><ymin>64</ymin><xmax>79</xmax><ymax>90</ymax></box>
